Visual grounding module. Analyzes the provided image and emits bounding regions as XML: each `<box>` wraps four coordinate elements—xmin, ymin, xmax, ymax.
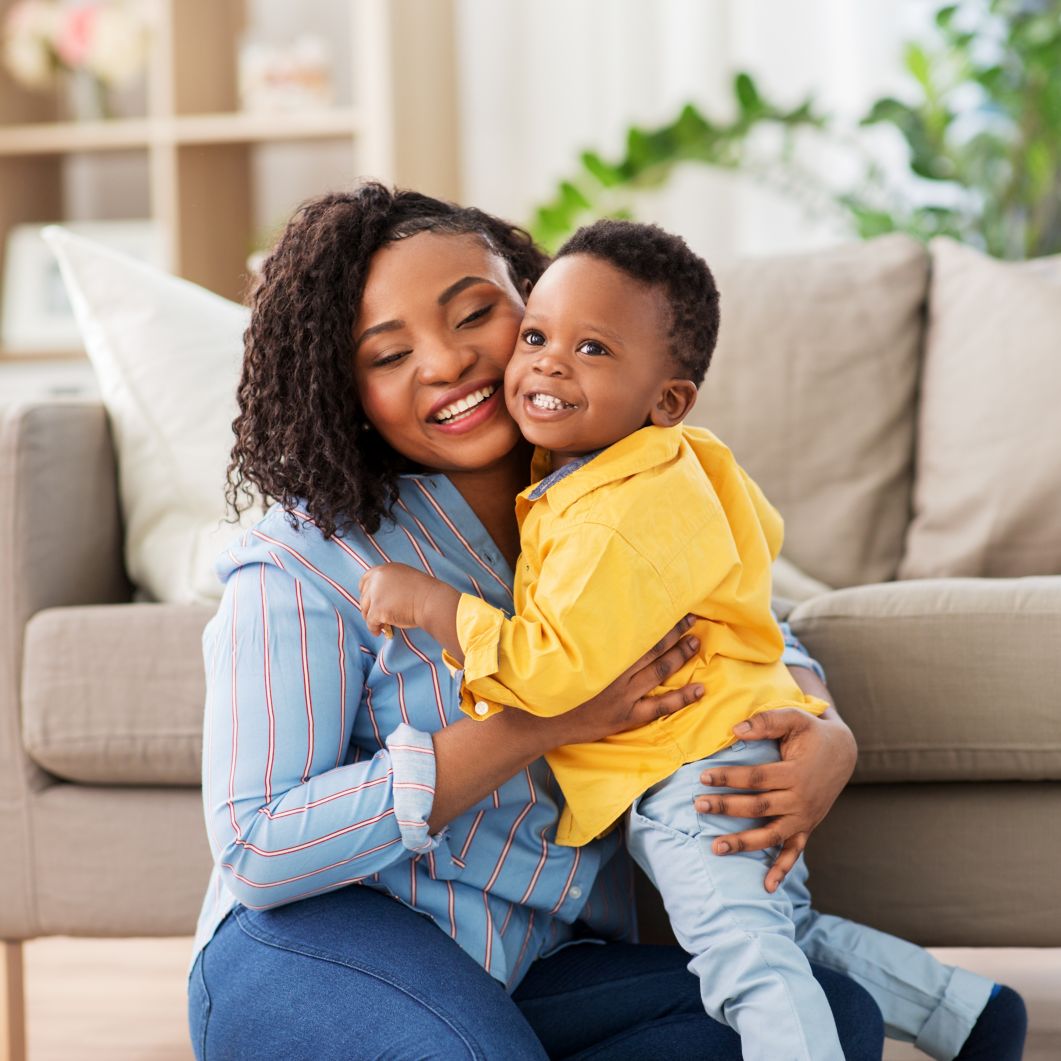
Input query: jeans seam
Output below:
<box><xmin>190</xmin><ymin>953</ymin><xmax>212</xmax><ymax>1061</ymax></box>
<box><xmin>232</xmin><ymin>907</ymin><xmax>485</xmax><ymax>1059</ymax></box>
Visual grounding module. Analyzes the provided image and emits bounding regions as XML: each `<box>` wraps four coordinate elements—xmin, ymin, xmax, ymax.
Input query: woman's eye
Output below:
<box><xmin>577</xmin><ymin>340</ymin><xmax>608</xmax><ymax>356</ymax></box>
<box><xmin>522</xmin><ymin>329</ymin><xmax>545</xmax><ymax>347</ymax></box>
<box><xmin>374</xmin><ymin>350</ymin><xmax>409</xmax><ymax>367</ymax></box>
<box><xmin>458</xmin><ymin>305</ymin><xmax>491</xmax><ymax>327</ymax></box>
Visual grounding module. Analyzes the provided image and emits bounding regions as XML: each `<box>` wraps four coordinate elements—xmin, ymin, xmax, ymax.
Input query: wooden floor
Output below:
<box><xmin>18</xmin><ymin>938</ymin><xmax>1061</xmax><ymax>1059</ymax></box>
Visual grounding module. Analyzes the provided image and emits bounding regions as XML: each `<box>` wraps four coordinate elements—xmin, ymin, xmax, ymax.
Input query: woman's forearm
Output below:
<box><xmin>428</xmin><ymin>710</ymin><xmax>560</xmax><ymax>831</ymax></box>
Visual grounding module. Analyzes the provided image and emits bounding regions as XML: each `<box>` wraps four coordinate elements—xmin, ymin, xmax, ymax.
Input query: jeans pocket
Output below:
<box><xmin>188</xmin><ymin>951</ymin><xmax>212</xmax><ymax>1061</ymax></box>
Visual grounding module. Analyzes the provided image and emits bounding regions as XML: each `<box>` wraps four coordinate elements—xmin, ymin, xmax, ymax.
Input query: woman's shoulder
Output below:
<box><xmin>214</xmin><ymin>502</ymin><xmax>379</xmax><ymax>600</ymax></box>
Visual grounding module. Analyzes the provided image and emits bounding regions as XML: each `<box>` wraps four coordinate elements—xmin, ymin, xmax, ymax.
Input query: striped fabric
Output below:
<box><xmin>194</xmin><ymin>470</ymin><xmax>823</xmax><ymax>989</ymax></box>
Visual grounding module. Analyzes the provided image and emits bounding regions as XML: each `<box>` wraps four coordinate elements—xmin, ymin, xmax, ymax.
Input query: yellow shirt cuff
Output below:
<box><xmin>455</xmin><ymin>593</ymin><xmax>505</xmax><ymax>682</ymax></box>
<box><xmin>450</xmin><ymin>594</ymin><xmax>507</xmax><ymax>721</ymax></box>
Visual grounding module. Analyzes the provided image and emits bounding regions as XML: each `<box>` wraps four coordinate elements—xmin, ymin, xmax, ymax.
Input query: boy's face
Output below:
<box><xmin>504</xmin><ymin>254</ymin><xmax>696</xmax><ymax>467</ymax></box>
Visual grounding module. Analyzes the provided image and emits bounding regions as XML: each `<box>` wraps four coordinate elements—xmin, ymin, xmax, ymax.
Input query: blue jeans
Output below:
<box><xmin>628</xmin><ymin>742</ymin><xmax>994</xmax><ymax>1061</ymax></box>
<box><xmin>188</xmin><ymin>884</ymin><xmax>884</xmax><ymax>1059</ymax></box>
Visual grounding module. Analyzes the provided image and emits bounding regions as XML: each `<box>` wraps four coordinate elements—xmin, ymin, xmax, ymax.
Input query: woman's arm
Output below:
<box><xmin>692</xmin><ymin>662</ymin><xmax>858</xmax><ymax>893</ymax></box>
<box><xmin>203</xmin><ymin>561</ymin><xmax>441</xmax><ymax>909</ymax></box>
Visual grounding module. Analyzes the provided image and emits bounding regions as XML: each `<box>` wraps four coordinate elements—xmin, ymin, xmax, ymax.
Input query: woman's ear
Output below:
<box><xmin>650</xmin><ymin>379</ymin><xmax>699</xmax><ymax>427</ymax></box>
<box><xmin>520</xmin><ymin>277</ymin><xmax>533</xmax><ymax>301</ymax></box>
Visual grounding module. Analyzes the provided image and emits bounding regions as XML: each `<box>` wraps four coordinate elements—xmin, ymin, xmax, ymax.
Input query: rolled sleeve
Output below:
<box><xmin>778</xmin><ymin>617</ymin><xmax>827</xmax><ymax>684</ymax></box>
<box><xmin>385</xmin><ymin>723</ymin><xmax>453</xmax><ymax>859</ymax></box>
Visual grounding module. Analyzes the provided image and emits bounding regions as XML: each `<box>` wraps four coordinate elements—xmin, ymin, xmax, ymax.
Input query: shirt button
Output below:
<box><xmin>568</xmin><ymin>885</ymin><xmax>583</xmax><ymax>900</ymax></box>
<box><xmin>474</xmin><ymin>700</ymin><xmax>490</xmax><ymax>717</ymax></box>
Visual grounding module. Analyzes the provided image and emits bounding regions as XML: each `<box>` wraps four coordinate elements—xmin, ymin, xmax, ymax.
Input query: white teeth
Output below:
<box><xmin>529</xmin><ymin>393</ymin><xmax>575</xmax><ymax>411</ymax></box>
<box><xmin>433</xmin><ymin>385</ymin><xmax>497</xmax><ymax>423</ymax></box>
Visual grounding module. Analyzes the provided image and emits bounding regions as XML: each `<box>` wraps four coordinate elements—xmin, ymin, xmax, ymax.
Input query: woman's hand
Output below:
<box><xmin>548</xmin><ymin>615</ymin><xmax>705</xmax><ymax>748</ymax></box>
<box><xmin>693</xmin><ymin>696</ymin><xmax>857</xmax><ymax>894</ymax></box>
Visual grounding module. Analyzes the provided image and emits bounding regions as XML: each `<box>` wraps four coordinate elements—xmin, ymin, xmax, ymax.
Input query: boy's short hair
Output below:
<box><xmin>555</xmin><ymin>220</ymin><xmax>720</xmax><ymax>387</ymax></box>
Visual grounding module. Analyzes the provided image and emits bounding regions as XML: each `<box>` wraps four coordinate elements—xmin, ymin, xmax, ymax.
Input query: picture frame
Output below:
<box><xmin>1</xmin><ymin>219</ymin><xmax>164</xmax><ymax>357</ymax></box>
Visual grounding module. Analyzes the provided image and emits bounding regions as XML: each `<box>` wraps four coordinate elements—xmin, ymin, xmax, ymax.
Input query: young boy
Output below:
<box><xmin>360</xmin><ymin>220</ymin><xmax>1023</xmax><ymax>1060</ymax></box>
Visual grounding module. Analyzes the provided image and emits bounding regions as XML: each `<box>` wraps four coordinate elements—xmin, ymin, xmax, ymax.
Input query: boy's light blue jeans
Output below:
<box><xmin>627</xmin><ymin>739</ymin><xmax>995</xmax><ymax>1061</ymax></box>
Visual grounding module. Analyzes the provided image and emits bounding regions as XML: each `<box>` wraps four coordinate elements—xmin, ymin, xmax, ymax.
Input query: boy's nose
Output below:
<box><xmin>532</xmin><ymin>351</ymin><xmax>568</xmax><ymax>377</ymax></box>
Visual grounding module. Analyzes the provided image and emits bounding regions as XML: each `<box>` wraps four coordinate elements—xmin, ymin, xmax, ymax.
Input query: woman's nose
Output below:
<box><xmin>418</xmin><ymin>340</ymin><xmax>474</xmax><ymax>383</ymax></box>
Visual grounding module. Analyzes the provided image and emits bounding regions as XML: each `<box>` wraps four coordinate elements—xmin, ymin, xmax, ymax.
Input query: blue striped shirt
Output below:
<box><xmin>194</xmin><ymin>470</ymin><xmax>823</xmax><ymax>988</ymax></box>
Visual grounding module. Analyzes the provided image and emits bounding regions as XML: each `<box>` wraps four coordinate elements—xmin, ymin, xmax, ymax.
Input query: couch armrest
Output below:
<box><xmin>0</xmin><ymin>401</ymin><xmax>132</xmax><ymax>936</ymax></box>
<box><xmin>0</xmin><ymin>402</ymin><xmax>131</xmax><ymax>776</ymax></box>
<box><xmin>1</xmin><ymin>402</ymin><xmax>131</xmax><ymax>626</ymax></box>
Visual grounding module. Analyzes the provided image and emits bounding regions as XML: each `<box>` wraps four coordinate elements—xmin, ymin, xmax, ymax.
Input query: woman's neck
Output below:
<box><xmin>447</xmin><ymin>440</ymin><xmax>533</xmax><ymax>570</ymax></box>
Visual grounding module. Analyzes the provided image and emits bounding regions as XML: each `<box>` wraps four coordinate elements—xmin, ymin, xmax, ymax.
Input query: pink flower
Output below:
<box><xmin>55</xmin><ymin>4</ymin><xmax>98</xmax><ymax>68</ymax></box>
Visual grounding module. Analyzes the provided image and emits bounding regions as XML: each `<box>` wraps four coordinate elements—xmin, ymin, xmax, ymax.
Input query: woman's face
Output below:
<box><xmin>352</xmin><ymin>231</ymin><xmax>527</xmax><ymax>475</ymax></box>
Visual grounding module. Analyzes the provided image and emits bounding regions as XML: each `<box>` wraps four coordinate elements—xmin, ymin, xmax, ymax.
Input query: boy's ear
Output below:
<box><xmin>650</xmin><ymin>379</ymin><xmax>698</xmax><ymax>427</ymax></box>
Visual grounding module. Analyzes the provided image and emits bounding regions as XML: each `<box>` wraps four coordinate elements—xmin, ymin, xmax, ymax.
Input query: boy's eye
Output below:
<box><xmin>577</xmin><ymin>340</ymin><xmax>608</xmax><ymax>357</ymax></box>
<box><xmin>459</xmin><ymin>305</ymin><xmax>491</xmax><ymax>327</ymax></box>
<box><xmin>522</xmin><ymin>329</ymin><xmax>545</xmax><ymax>347</ymax></box>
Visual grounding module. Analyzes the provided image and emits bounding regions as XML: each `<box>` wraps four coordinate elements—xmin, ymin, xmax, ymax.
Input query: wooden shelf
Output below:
<box><xmin>0</xmin><ymin>109</ymin><xmax>362</xmax><ymax>156</ymax></box>
<box><xmin>0</xmin><ymin>119</ymin><xmax>153</xmax><ymax>156</ymax></box>
<box><xmin>171</xmin><ymin>107</ymin><xmax>362</xmax><ymax>145</ymax></box>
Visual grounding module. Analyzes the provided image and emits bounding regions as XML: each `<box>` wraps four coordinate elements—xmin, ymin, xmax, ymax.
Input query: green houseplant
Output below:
<box><xmin>531</xmin><ymin>0</ymin><xmax>1061</xmax><ymax>259</ymax></box>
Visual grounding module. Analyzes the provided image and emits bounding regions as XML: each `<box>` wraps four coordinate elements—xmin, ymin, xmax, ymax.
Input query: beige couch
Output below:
<box><xmin>2</xmin><ymin>233</ymin><xmax>1059</xmax><ymax>1058</ymax></box>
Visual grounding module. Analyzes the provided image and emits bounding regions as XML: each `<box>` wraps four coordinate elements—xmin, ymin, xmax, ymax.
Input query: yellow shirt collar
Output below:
<box><xmin>521</xmin><ymin>424</ymin><xmax>686</xmax><ymax>517</ymax></box>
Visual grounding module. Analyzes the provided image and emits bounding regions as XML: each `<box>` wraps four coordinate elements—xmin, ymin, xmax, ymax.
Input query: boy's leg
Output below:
<box><xmin>785</xmin><ymin>865</ymin><xmax>997</xmax><ymax>1060</ymax></box>
<box><xmin>627</xmin><ymin>743</ymin><xmax>845</xmax><ymax>1061</ymax></box>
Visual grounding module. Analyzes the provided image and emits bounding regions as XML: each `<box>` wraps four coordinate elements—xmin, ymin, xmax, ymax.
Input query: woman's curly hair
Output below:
<box><xmin>227</xmin><ymin>182</ymin><xmax>549</xmax><ymax>538</ymax></box>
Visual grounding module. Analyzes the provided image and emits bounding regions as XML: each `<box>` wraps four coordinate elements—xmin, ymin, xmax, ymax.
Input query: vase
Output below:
<box><xmin>61</xmin><ymin>69</ymin><xmax>113</xmax><ymax>122</ymax></box>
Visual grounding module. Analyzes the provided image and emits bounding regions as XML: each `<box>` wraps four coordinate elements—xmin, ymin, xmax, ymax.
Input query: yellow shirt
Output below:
<box><xmin>451</xmin><ymin>424</ymin><xmax>828</xmax><ymax>847</ymax></box>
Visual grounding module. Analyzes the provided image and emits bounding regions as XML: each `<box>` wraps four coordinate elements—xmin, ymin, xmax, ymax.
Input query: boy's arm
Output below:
<box><xmin>454</xmin><ymin>521</ymin><xmax>729</xmax><ymax>718</ymax></box>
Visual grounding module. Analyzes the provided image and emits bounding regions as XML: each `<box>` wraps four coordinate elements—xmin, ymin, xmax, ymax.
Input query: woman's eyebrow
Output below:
<box><xmin>438</xmin><ymin>276</ymin><xmax>493</xmax><ymax>305</ymax></box>
<box><xmin>354</xmin><ymin>319</ymin><xmax>404</xmax><ymax>351</ymax></box>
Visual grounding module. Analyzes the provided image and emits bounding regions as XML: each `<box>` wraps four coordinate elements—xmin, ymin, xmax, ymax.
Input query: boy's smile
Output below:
<box><xmin>506</xmin><ymin>253</ymin><xmax>696</xmax><ymax>467</ymax></box>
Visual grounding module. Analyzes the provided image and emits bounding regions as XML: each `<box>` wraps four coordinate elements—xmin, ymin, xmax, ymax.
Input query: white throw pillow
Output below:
<box><xmin>44</xmin><ymin>226</ymin><xmax>255</xmax><ymax>604</ymax></box>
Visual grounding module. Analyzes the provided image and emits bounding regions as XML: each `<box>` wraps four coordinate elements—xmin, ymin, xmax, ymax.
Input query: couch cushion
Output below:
<box><xmin>687</xmin><ymin>234</ymin><xmax>927</xmax><ymax>589</ymax></box>
<box><xmin>789</xmin><ymin>577</ymin><xmax>1061</xmax><ymax>783</ymax></box>
<box><xmin>22</xmin><ymin>603</ymin><xmax>213</xmax><ymax>785</ymax></box>
<box><xmin>900</xmin><ymin>239</ymin><xmax>1061</xmax><ymax>579</ymax></box>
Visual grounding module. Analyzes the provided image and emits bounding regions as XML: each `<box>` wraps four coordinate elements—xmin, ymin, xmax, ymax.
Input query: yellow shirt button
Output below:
<box><xmin>474</xmin><ymin>700</ymin><xmax>490</xmax><ymax>717</ymax></box>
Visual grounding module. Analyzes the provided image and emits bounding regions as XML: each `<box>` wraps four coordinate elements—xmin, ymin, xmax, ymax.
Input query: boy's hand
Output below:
<box><xmin>360</xmin><ymin>563</ymin><xmax>447</xmax><ymax>638</ymax></box>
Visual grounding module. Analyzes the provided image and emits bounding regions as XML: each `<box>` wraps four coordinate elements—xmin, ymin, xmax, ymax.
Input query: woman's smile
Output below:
<box><xmin>428</xmin><ymin>380</ymin><xmax>504</xmax><ymax>430</ymax></box>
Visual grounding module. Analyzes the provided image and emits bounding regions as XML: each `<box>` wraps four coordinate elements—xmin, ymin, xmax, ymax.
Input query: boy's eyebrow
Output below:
<box><xmin>438</xmin><ymin>275</ymin><xmax>494</xmax><ymax>305</ymax></box>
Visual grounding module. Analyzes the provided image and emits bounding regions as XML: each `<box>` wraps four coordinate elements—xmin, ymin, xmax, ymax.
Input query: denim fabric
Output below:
<box><xmin>188</xmin><ymin>882</ymin><xmax>885</xmax><ymax>1060</ymax></box>
<box><xmin>627</xmin><ymin>742</ymin><xmax>995</xmax><ymax>1061</ymax></box>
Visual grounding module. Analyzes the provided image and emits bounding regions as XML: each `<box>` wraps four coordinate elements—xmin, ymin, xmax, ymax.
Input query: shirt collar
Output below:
<box><xmin>520</xmin><ymin>424</ymin><xmax>686</xmax><ymax>515</ymax></box>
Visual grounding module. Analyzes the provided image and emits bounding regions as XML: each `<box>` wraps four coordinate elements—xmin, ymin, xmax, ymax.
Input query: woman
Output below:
<box><xmin>188</xmin><ymin>183</ymin><xmax>883</xmax><ymax>1059</ymax></box>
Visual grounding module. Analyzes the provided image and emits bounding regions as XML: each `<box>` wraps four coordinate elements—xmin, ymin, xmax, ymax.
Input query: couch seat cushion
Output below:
<box><xmin>22</xmin><ymin>603</ymin><xmax>213</xmax><ymax>785</ymax></box>
<box><xmin>789</xmin><ymin>577</ymin><xmax>1061</xmax><ymax>783</ymax></box>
